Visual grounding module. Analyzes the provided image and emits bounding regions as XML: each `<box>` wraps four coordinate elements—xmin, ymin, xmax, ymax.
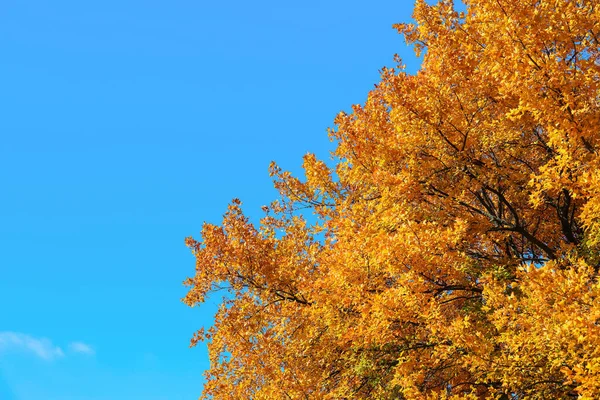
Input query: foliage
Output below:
<box><xmin>184</xmin><ymin>0</ymin><xmax>600</xmax><ymax>398</ymax></box>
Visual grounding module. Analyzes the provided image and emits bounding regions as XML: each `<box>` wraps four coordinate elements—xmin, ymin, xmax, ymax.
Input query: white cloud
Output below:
<box><xmin>0</xmin><ymin>332</ymin><xmax>64</xmax><ymax>361</ymax></box>
<box><xmin>68</xmin><ymin>341</ymin><xmax>95</xmax><ymax>356</ymax></box>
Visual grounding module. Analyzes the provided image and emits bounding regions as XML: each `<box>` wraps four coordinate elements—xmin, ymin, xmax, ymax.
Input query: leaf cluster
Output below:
<box><xmin>184</xmin><ymin>1</ymin><xmax>600</xmax><ymax>398</ymax></box>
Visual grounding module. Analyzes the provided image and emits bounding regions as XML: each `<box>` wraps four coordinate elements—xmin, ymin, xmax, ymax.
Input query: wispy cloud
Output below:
<box><xmin>68</xmin><ymin>341</ymin><xmax>95</xmax><ymax>356</ymax></box>
<box><xmin>0</xmin><ymin>332</ymin><xmax>64</xmax><ymax>361</ymax></box>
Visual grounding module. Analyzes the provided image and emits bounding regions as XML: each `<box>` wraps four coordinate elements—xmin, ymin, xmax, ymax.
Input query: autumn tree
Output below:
<box><xmin>183</xmin><ymin>0</ymin><xmax>600</xmax><ymax>398</ymax></box>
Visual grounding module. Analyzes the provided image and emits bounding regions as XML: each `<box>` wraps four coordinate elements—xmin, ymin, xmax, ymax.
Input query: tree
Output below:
<box><xmin>183</xmin><ymin>0</ymin><xmax>600</xmax><ymax>398</ymax></box>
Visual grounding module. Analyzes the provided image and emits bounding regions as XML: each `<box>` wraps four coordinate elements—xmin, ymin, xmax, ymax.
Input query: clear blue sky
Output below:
<box><xmin>0</xmin><ymin>1</ymin><xmax>419</xmax><ymax>399</ymax></box>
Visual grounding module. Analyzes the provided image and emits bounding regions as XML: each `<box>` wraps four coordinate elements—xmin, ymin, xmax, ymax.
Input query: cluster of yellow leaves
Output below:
<box><xmin>184</xmin><ymin>0</ymin><xmax>600</xmax><ymax>398</ymax></box>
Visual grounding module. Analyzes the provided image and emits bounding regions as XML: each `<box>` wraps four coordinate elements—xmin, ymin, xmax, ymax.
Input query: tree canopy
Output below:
<box><xmin>184</xmin><ymin>0</ymin><xmax>600</xmax><ymax>398</ymax></box>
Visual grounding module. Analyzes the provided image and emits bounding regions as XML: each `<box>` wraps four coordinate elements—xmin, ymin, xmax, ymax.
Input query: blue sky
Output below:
<box><xmin>0</xmin><ymin>1</ymin><xmax>419</xmax><ymax>398</ymax></box>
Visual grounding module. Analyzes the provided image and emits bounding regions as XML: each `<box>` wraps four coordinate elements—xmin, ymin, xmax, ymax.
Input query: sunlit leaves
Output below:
<box><xmin>184</xmin><ymin>1</ymin><xmax>600</xmax><ymax>398</ymax></box>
